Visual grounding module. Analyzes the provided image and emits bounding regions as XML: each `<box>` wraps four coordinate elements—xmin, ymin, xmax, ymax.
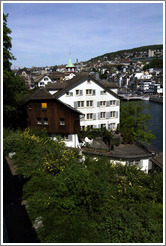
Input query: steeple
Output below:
<box><xmin>66</xmin><ymin>50</ymin><xmax>76</xmax><ymax>72</ymax></box>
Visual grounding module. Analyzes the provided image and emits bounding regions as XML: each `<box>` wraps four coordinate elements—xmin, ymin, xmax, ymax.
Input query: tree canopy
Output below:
<box><xmin>3</xmin><ymin>13</ymin><xmax>28</xmax><ymax>129</ymax></box>
<box><xmin>143</xmin><ymin>59</ymin><xmax>163</xmax><ymax>71</ymax></box>
<box><xmin>118</xmin><ymin>101</ymin><xmax>155</xmax><ymax>144</ymax></box>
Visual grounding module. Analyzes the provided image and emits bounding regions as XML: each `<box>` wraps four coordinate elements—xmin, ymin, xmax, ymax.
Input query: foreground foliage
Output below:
<box><xmin>119</xmin><ymin>101</ymin><xmax>155</xmax><ymax>144</ymax></box>
<box><xmin>4</xmin><ymin>129</ymin><xmax>163</xmax><ymax>243</ymax></box>
<box><xmin>3</xmin><ymin>13</ymin><xmax>28</xmax><ymax>129</ymax></box>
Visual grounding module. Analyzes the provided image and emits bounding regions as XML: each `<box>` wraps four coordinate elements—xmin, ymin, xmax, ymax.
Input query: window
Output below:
<box><xmin>86</xmin><ymin>100</ymin><xmax>93</xmax><ymax>107</ymax></box>
<box><xmin>44</xmin><ymin>118</ymin><xmax>48</xmax><ymax>125</ymax></box>
<box><xmin>41</xmin><ymin>103</ymin><xmax>47</xmax><ymax>110</ymax></box>
<box><xmin>86</xmin><ymin>89</ymin><xmax>92</xmax><ymax>95</ymax></box>
<box><xmin>40</xmin><ymin>82</ymin><xmax>44</xmax><ymax>86</ymax></box>
<box><xmin>87</xmin><ymin>125</ymin><xmax>93</xmax><ymax>128</ymax></box>
<box><xmin>81</xmin><ymin>126</ymin><xmax>85</xmax><ymax>130</ymax></box>
<box><xmin>37</xmin><ymin>117</ymin><xmax>42</xmax><ymax>125</ymax></box>
<box><xmin>110</xmin><ymin>100</ymin><xmax>116</xmax><ymax>106</ymax></box>
<box><xmin>66</xmin><ymin>92</ymin><xmax>73</xmax><ymax>96</ymax></box>
<box><xmin>109</xmin><ymin>123</ymin><xmax>115</xmax><ymax>130</ymax></box>
<box><xmin>101</xmin><ymin>124</ymin><xmax>106</xmax><ymax>128</ymax></box>
<box><xmin>100</xmin><ymin>101</ymin><xmax>106</xmax><ymax>107</ymax></box>
<box><xmin>87</xmin><ymin>113</ymin><xmax>93</xmax><ymax>120</ymax></box>
<box><xmin>60</xmin><ymin>118</ymin><xmax>65</xmax><ymax>126</ymax></box>
<box><xmin>76</xmin><ymin>90</ymin><xmax>80</xmax><ymax>95</ymax></box>
<box><xmin>100</xmin><ymin>90</ymin><xmax>107</xmax><ymax>95</ymax></box>
<box><xmin>44</xmin><ymin>77</ymin><xmax>48</xmax><ymax>81</ymax></box>
<box><xmin>28</xmin><ymin>104</ymin><xmax>32</xmax><ymax>110</ymax></box>
<box><xmin>110</xmin><ymin>111</ymin><xmax>116</xmax><ymax>118</ymax></box>
<box><xmin>78</xmin><ymin>101</ymin><xmax>84</xmax><ymax>108</ymax></box>
<box><xmin>100</xmin><ymin>112</ymin><xmax>106</xmax><ymax>119</ymax></box>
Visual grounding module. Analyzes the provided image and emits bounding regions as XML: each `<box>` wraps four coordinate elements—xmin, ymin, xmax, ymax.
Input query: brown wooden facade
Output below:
<box><xmin>26</xmin><ymin>98</ymin><xmax>82</xmax><ymax>135</ymax></box>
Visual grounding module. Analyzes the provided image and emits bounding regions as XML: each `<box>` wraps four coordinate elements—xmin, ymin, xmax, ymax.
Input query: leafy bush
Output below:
<box><xmin>3</xmin><ymin>129</ymin><xmax>163</xmax><ymax>243</ymax></box>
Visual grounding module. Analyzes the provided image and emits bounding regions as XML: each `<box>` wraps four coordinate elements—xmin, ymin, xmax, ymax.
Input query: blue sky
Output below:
<box><xmin>3</xmin><ymin>2</ymin><xmax>163</xmax><ymax>68</ymax></box>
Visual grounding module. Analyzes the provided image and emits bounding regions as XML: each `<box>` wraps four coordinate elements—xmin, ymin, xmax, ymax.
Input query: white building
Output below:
<box><xmin>47</xmin><ymin>73</ymin><xmax>120</xmax><ymax>131</ymax></box>
<box><xmin>33</xmin><ymin>74</ymin><xmax>52</xmax><ymax>87</ymax></box>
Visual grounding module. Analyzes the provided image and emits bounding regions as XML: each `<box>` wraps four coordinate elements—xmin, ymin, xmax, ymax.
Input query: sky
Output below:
<box><xmin>3</xmin><ymin>1</ymin><xmax>164</xmax><ymax>68</ymax></box>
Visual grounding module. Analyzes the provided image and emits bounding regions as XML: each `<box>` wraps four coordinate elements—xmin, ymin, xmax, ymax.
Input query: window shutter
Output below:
<box><xmin>100</xmin><ymin>91</ymin><xmax>103</xmax><ymax>95</ymax></box>
<box><xmin>116</xmin><ymin>111</ymin><xmax>118</xmax><ymax>118</ymax></box>
<box><xmin>106</xmin><ymin>112</ymin><xmax>110</xmax><ymax>119</ymax></box>
<box><xmin>98</xmin><ymin>124</ymin><xmax>101</xmax><ymax>128</ymax></box>
<box><xmin>70</xmin><ymin>92</ymin><xmax>73</xmax><ymax>96</ymax></box>
<box><xmin>93</xmin><ymin>125</ymin><xmax>97</xmax><ymax>128</ymax></box>
<box><xmin>93</xmin><ymin>90</ymin><xmax>96</xmax><ymax>95</ymax></box>
<box><xmin>98</xmin><ymin>113</ymin><xmax>101</xmax><ymax>119</ymax></box>
<box><xmin>93</xmin><ymin>113</ymin><xmax>96</xmax><ymax>120</ymax></box>
<box><xmin>80</xmin><ymin>90</ymin><xmax>83</xmax><ymax>96</ymax></box>
<box><xmin>106</xmin><ymin>101</ymin><xmax>110</xmax><ymax>107</ymax></box>
<box><xmin>97</xmin><ymin>101</ymin><xmax>100</xmax><ymax>107</ymax></box>
<box><xmin>116</xmin><ymin>100</ymin><xmax>119</xmax><ymax>106</ymax></box>
<box><xmin>74</xmin><ymin>102</ymin><xmax>78</xmax><ymax>108</ymax></box>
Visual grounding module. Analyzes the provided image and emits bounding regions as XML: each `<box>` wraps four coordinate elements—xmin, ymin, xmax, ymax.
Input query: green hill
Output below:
<box><xmin>88</xmin><ymin>44</ymin><xmax>163</xmax><ymax>63</ymax></box>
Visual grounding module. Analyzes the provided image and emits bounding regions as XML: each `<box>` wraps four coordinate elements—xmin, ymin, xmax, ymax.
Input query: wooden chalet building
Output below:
<box><xmin>26</xmin><ymin>88</ymin><xmax>83</xmax><ymax>147</ymax></box>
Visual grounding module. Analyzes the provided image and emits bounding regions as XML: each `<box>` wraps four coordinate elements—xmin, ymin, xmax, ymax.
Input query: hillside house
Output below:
<box><xmin>33</xmin><ymin>74</ymin><xmax>52</xmax><ymax>88</ymax></box>
<box><xmin>46</xmin><ymin>72</ymin><xmax>120</xmax><ymax>131</ymax></box>
<box><xmin>26</xmin><ymin>88</ymin><xmax>83</xmax><ymax>147</ymax></box>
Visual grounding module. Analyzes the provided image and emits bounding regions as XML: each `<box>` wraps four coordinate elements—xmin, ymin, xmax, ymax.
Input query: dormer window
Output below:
<box><xmin>44</xmin><ymin>77</ymin><xmax>48</xmax><ymax>81</ymax></box>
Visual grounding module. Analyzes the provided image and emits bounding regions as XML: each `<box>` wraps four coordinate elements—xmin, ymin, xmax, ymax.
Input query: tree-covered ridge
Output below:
<box><xmin>88</xmin><ymin>44</ymin><xmax>163</xmax><ymax>63</ymax></box>
<box><xmin>4</xmin><ymin>129</ymin><xmax>163</xmax><ymax>243</ymax></box>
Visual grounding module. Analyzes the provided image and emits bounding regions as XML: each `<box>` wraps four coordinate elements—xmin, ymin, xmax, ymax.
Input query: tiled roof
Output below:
<box><xmin>34</xmin><ymin>74</ymin><xmax>50</xmax><ymax>83</ymax></box>
<box><xmin>26</xmin><ymin>88</ymin><xmax>54</xmax><ymax>101</ymax></box>
<box><xmin>46</xmin><ymin>81</ymin><xmax>68</xmax><ymax>90</ymax></box>
<box><xmin>109</xmin><ymin>143</ymin><xmax>153</xmax><ymax>160</ymax></box>
<box><xmin>26</xmin><ymin>88</ymin><xmax>83</xmax><ymax>115</ymax></box>
<box><xmin>53</xmin><ymin>72</ymin><xmax>120</xmax><ymax>99</ymax></box>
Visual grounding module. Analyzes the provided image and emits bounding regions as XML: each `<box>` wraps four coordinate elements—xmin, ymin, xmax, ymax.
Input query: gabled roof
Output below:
<box><xmin>26</xmin><ymin>88</ymin><xmax>83</xmax><ymax>115</ymax></box>
<box><xmin>46</xmin><ymin>81</ymin><xmax>68</xmax><ymax>91</ymax></box>
<box><xmin>26</xmin><ymin>87</ymin><xmax>54</xmax><ymax>101</ymax></box>
<box><xmin>53</xmin><ymin>72</ymin><xmax>120</xmax><ymax>99</ymax></box>
<box><xmin>34</xmin><ymin>74</ymin><xmax>51</xmax><ymax>83</ymax></box>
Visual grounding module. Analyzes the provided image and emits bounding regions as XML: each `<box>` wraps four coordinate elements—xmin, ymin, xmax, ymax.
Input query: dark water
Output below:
<box><xmin>142</xmin><ymin>101</ymin><xmax>163</xmax><ymax>153</ymax></box>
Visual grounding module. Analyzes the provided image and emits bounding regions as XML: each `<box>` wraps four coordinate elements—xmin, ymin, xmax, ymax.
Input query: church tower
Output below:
<box><xmin>66</xmin><ymin>50</ymin><xmax>76</xmax><ymax>73</ymax></box>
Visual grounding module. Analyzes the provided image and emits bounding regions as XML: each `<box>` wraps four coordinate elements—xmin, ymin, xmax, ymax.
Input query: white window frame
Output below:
<box><xmin>76</xmin><ymin>89</ymin><xmax>80</xmax><ymax>96</ymax></box>
<box><xmin>110</xmin><ymin>100</ymin><xmax>116</xmax><ymax>106</ymax></box>
<box><xmin>78</xmin><ymin>101</ymin><xmax>84</xmax><ymax>108</ymax></box>
<box><xmin>86</xmin><ymin>89</ymin><xmax>92</xmax><ymax>95</ymax></box>
<box><xmin>87</xmin><ymin>113</ymin><xmax>93</xmax><ymax>120</ymax></box>
<box><xmin>100</xmin><ymin>101</ymin><xmax>106</xmax><ymax>107</ymax></box>
<box><xmin>100</xmin><ymin>112</ymin><xmax>106</xmax><ymax>119</ymax></box>
<box><xmin>86</xmin><ymin>100</ymin><xmax>93</xmax><ymax>107</ymax></box>
<box><xmin>110</xmin><ymin>111</ymin><xmax>116</xmax><ymax>118</ymax></box>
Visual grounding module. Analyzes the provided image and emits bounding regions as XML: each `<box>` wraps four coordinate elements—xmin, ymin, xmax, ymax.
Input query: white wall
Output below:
<box><xmin>58</xmin><ymin>78</ymin><xmax>120</xmax><ymax>130</ymax></box>
<box><xmin>38</xmin><ymin>76</ymin><xmax>52</xmax><ymax>87</ymax></box>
